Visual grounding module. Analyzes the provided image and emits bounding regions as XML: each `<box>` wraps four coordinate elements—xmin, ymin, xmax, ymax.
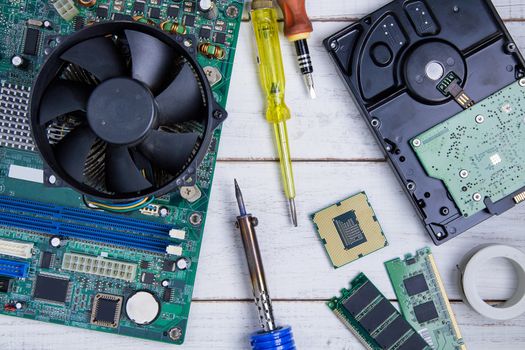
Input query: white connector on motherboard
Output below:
<box><xmin>0</xmin><ymin>238</ymin><xmax>34</xmax><ymax>259</ymax></box>
<box><xmin>51</xmin><ymin>0</ymin><xmax>79</xmax><ymax>21</ymax></box>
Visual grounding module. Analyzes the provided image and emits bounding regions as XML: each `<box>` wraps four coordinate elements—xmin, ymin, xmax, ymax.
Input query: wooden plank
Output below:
<box><xmin>221</xmin><ymin>22</ymin><xmax>525</xmax><ymax>160</ymax></box>
<box><xmin>194</xmin><ymin>161</ymin><xmax>525</xmax><ymax>300</ymax></box>
<box><xmin>1</xmin><ymin>301</ymin><xmax>523</xmax><ymax>349</ymax></box>
<box><xmin>300</xmin><ymin>0</ymin><xmax>525</xmax><ymax>20</ymax></box>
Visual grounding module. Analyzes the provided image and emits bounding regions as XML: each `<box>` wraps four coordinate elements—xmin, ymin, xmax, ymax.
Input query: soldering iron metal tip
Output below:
<box><xmin>289</xmin><ymin>198</ymin><xmax>298</xmax><ymax>227</ymax></box>
<box><xmin>234</xmin><ymin>179</ymin><xmax>247</xmax><ymax>216</ymax></box>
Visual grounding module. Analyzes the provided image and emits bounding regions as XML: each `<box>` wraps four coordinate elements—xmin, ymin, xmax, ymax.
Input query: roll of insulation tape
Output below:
<box><xmin>458</xmin><ymin>244</ymin><xmax>525</xmax><ymax>320</ymax></box>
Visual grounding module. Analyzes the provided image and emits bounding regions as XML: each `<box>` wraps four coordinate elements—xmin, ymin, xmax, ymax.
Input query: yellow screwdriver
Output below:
<box><xmin>251</xmin><ymin>0</ymin><xmax>297</xmax><ymax>227</ymax></box>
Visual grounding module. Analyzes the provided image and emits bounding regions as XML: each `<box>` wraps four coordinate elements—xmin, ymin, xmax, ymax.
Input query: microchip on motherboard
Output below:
<box><xmin>133</xmin><ymin>1</ymin><xmax>145</xmax><ymax>13</ymax></box>
<box><xmin>141</xmin><ymin>272</ymin><xmax>155</xmax><ymax>284</ymax></box>
<box><xmin>40</xmin><ymin>251</ymin><xmax>54</xmax><ymax>269</ymax></box>
<box><xmin>90</xmin><ymin>293</ymin><xmax>123</xmax><ymax>328</ymax></box>
<box><xmin>167</xmin><ymin>6</ymin><xmax>180</xmax><ymax>18</ymax></box>
<box><xmin>33</xmin><ymin>274</ymin><xmax>70</xmax><ymax>304</ymax></box>
<box><xmin>0</xmin><ymin>276</ymin><xmax>11</xmax><ymax>293</ymax></box>
<box><xmin>149</xmin><ymin>7</ymin><xmax>161</xmax><ymax>19</ymax></box>
<box><xmin>311</xmin><ymin>192</ymin><xmax>387</xmax><ymax>268</ymax></box>
<box><xmin>23</xmin><ymin>27</ymin><xmax>40</xmax><ymax>55</ymax></box>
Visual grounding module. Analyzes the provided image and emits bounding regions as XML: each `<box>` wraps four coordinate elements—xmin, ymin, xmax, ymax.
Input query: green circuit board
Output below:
<box><xmin>412</xmin><ymin>80</ymin><xmax>525</xmax><ymax>217</ymax></box>
<box><xmin>327</xmin><ymin>273</ymin><xmax>430</xmax><ymax>350</ymax></box>
<box><xmin>385</xmin><ymin>248</ymin><xmax>466</xmax><ymax>350</ymax></box>
<box><xmin>0</xmin><ymin>0</ymin><xmax>243</xmax><ymax>344</ymax></box>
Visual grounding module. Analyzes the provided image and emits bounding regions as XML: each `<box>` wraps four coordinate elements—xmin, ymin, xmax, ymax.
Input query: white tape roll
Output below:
<box><xmin>458</xmin><ymin>244</ymin><xmax>525</xmax><ymax>320</ymax></box>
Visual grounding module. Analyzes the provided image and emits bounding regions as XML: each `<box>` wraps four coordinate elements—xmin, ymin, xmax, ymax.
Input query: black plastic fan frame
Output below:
<box><xmin>30</xmin><ymin>21</ymin><xmax>227</xmax><ymax>201</ymax></box>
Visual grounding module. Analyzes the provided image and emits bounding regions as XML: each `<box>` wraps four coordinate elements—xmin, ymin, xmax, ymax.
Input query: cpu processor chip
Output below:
<box><xmin>311</xmin><ymin>192</ymin><xmax>387</xmax><ymax>268</ymax></box>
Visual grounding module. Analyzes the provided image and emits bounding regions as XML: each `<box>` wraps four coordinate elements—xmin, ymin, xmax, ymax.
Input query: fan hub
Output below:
<box><xmin>87</xmin><ymin>78</ymin><xmax>156</xmax><ymax>145</ymax></box>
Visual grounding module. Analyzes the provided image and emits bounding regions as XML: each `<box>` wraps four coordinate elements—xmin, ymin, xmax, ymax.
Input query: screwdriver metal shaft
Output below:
<box><xmin>277</xmin><ymin>0</ymin><xmax>316</xmax><ymax>98</ymax></box>
<box><xmin>251</xmin><ymin>0</ymin><xmax>298</xmax><ymax>227</ymax></box>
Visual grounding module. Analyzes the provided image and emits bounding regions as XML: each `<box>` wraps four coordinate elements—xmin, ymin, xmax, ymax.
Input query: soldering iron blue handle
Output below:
<box><xmin>250</xmin><ymin>326</ymin><xmax>296</xmax><ymax>350</ymax></box>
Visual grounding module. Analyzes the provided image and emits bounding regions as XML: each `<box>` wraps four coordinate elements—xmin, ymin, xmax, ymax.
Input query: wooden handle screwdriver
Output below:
<box><xmin>277</xmin><ymin>0</ymin><xmax>316</xmax><ymax>99</ymax></box>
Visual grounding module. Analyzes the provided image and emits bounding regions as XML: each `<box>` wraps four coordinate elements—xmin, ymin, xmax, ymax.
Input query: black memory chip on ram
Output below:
<box><xmin>374</xmin><ymin>316</ymin><xmax>411</xmax><ymax>349</ymax></box>
<box><xmin>414</xmin><ymin>300</ymin><xmax>439</xmax><ymax>323</ymax></box>
<box><xmin>403</xmin><ymin>274</ymin><xmax>429</xmax><ymax>296</ymax></box>
<box><xmin>342</xmin><ymin>280</ymin><xmax>379</xmax><ymax>316</ymax></box>
<box><xmin>329</xmin><ymin>273</ymin><xmax>429</xmax><ymax>350</ymax></box>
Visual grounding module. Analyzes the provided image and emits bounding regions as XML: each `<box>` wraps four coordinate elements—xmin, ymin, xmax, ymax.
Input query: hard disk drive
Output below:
<box><xmin>324</xmin><ymin>0</ymin><xmax>525</xmax><ymax>244</ymax></box>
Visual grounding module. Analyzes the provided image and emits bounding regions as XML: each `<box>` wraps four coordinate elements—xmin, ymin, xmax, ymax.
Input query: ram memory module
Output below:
<box><xmin>327</xmin><ymin>273</ymin><xmax>430</xmax><ymax>350</ymax></box>
<box><xmin>385</xmin><ymin>248</ymin><xmax>466</xmax><ymax>350</ymax></box>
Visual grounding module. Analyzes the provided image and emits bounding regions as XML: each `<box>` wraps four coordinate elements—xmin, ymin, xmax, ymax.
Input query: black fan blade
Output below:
<box><xmin>139</xmin><ymin>130</ymin><xmax>198</xmax><ymax>175</ymax></box>
<box><xmin>125</xmin><ymin>30</ymin><xmax>176</xmax><ymax>93</ymax></box>
<box><xmin>105</xmin><ymin>145</ymin><xmax>152</xmax><ymax>193</ymax></box>
<box><xmin>60</xmin><ymin>36</ymin><xmax>125</xmax><ymax>81</ymax></box>
<box><xmin>54</xmin><ymin>126</ymin><xmax>96</xmax><ymax>183</ymax></box>
<box><xmin>39</xmin><ymin>80</ymin><xmax>91</xmax><ymax>125</ymax></box>
<box><xmin>155</xmin><ymin>64</ymin><xmax>204</xmax><ymax>125</ymax></box>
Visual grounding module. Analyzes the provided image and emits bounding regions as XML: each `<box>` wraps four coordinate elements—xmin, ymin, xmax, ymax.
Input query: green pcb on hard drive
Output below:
<box><xmin>412</xmin><ymin>80</ymin><xmax>525</xmax><ymax>217</ymax></box>
<box><xmin>385</xmin><ymin>248</ymin><xmax>466</xmax><ymax>350</ymax></box>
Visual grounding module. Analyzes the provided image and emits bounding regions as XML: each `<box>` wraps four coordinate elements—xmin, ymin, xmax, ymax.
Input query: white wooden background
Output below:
<box><xmin>3</xmin><ymin>1</ymin><xmax>525</xmax><ymax>349</ymax></box>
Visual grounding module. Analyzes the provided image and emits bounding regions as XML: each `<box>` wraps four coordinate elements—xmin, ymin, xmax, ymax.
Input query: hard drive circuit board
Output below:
<box><xmin>0</xmin><ymin>0</ymin><xmax>243</xmax><ymax>344</ymax></box>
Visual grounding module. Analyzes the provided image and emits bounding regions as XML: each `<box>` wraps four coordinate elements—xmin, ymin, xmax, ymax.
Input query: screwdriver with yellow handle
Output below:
<box><xmin>251</xmin><ymin>0</ymin><xmax>298</xmax><ymax>227</ymax></box>
<box><xmin>277</xmin><ymin>0</ymin><xmax>316</xmax><ymax>98</ymax></box>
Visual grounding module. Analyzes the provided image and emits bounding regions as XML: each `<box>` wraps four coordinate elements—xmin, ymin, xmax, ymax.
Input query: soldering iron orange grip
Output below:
<box><xmin>277</xmin><ymin>0</ymin><xmax>313</xmax><ymax>41</ymax></box>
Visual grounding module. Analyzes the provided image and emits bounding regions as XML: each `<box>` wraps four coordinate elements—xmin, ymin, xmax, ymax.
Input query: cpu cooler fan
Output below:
<box><xmin>30</xmin><ymin>21</ymin><xmax>226</xmax><ymax>200</ymax></box>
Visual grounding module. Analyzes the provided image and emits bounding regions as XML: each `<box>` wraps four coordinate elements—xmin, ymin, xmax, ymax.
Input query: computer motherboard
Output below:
<box><xmin>0</xmin><ymin>0</ymin><xmax>243</xmax><ymax>344</ymax></box>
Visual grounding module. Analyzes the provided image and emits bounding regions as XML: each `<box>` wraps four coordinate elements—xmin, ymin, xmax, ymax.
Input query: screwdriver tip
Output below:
<box><xmin>289</xmin><ymin>198</ymin><xmax>298</xmax><ymax>227</ymax></box>
<box><xmin>309</xmin><ymin>86</ymin><xmax>317</xmax><ymax>100</ymax></box>
<box><xmin>304</xmin><ymin>73</ymin><xmax>316</xmax><ymax>99</ymax></box>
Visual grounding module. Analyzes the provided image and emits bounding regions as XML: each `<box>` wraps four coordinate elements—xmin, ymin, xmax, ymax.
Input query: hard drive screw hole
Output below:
<box><xmin>371</xmin><ymin>119</ymin><xmax>380</xmax><ymax>128</ymax></box>
<box><xmin>507</xmin><ymin>43</ymin><xmax>516</xmax><ymax>52</ymax></box>
<box><xmin>424</xmin><ymin>192</ymin><xmax>431</xmax><ymax>198</ymax></box>
<box><xmin>475</xmin><ymin>115</ymin><xmax>485</xmax><ymax>124</ymax></box>
<box><xmin>459</xmin><ymin>169</ymin><xmax>469</xmax><ymax>178</ymax></box>
<box><xmin>440</xmin><ymin>207</ymin><xmax>450</xmax><ymax>216</ymax></box>
<box><xmin>519</xmin><ymin>78</ymin><xmax>525</xmax><ymax>87</ymax></box>
<box><xmin>399</xmin><ymin>156</ymin><xmax>406</xmax><ymax>162</ymax></box>
<box><xmin>330</xmin><ymin>41</ymin><xmax>338</xmax><ymax>50</ymax></box>
<box><xmin>412</xmin><ymin>139</ymin><xmax>421</xmax><ymax>147</ymax></box>
<box><xmin>406</xmin><ymin>182</ymin><xmax>416</xmax><ymax>191</ymax></box>
<box><xmin>473</xmin><ymin>193</ymin><xmax>482</xmax><ymax>202</ymax></box>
